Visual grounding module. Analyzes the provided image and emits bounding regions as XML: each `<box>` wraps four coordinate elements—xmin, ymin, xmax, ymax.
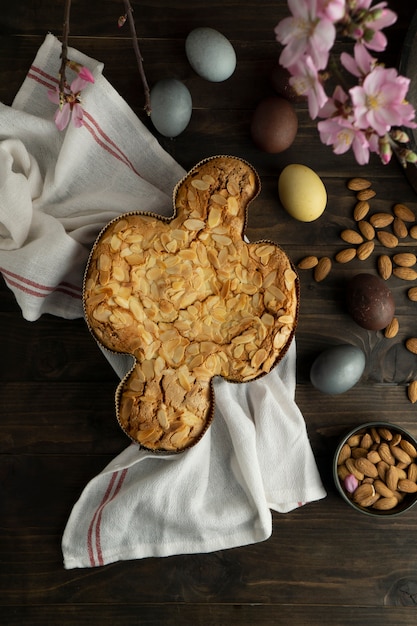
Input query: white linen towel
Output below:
<box><xmin>0</xmin><ymin>34</ymin><xmax>326</xmax><ymax>569</ymax></box>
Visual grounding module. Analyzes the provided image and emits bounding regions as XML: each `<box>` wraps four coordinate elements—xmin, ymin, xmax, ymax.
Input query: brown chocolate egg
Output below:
<box><xmin>346</xmin><ymin>273</ymin><xmax>395</xmax><ymax>331</ymax></box>
<box><xmin>250</xmin><ymin>96</ymin><xmax>298</xmax><ymax>153</ymax></box>
<box><xmin>270</xmin><ymin>64</ymin><xmax>301</xmax><ymax>102</ymax></box>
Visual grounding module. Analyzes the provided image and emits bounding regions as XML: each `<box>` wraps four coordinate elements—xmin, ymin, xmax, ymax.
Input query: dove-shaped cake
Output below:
<box><xmin>83</xmin><ymin>156</ymin><xmax>299</xmax><ymax>452</ymax></box>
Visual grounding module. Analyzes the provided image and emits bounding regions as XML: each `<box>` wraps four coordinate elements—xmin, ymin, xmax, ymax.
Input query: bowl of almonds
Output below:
<box><xmin>334</xmin><ymin>422</ymin><xmax>417</xmax><ymax>516</ymax></box>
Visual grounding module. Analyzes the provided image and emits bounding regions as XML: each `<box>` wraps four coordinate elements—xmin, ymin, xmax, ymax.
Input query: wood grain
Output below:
<box><xmin>1</xmin><ymin>1</ymin><xmax>417</xmax><ymax>624</ymax></box>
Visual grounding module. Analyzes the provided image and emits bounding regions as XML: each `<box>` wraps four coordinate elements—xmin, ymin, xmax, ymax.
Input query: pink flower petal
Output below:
<box><xmin>54</xmin><ymin>103</ymin><xmax>71</xmax><ymax>131</ymax></box>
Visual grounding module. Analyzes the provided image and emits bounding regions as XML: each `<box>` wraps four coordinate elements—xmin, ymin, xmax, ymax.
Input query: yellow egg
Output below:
<box><xmin>278</xmin><ymin>164</ymin><xmax>327</xmax><ymax>222</ymax></box>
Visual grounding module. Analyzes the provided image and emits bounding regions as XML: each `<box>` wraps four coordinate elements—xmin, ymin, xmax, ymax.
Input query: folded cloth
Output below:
<box><xmin>0</xmin><ymin>34</ymin><xmax>326</xmax><ymax>569</ymax></box>
<box><xmin>0</xmin><ymin>33</ymin><xmax>185</xmax><ymax>320</ymax></box>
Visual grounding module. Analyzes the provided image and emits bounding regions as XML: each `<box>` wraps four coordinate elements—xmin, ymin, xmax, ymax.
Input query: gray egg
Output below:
<box><xmin>185</xmin><ymin>27</ymin><xmax>236</xmax><ymax>82</ymax></box>
<box><xmin>310</xmin><ymin>344</ymin><xmax>366</xmax><ymax>395</ymax></box>
<box><xmin>150</xmin><ymin>79</ymin><xmax>192</xmax><ymax>138</ymax></box>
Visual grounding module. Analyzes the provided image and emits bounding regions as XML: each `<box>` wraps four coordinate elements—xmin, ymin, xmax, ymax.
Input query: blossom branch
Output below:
<box><xmin>58</xmin><ymin>0</ymin><xmax>72</xmax><ymax>101</ymax></box>
<box><xmin>121</xmin><ymin>0</ymin><xmax>152</xmax><ymax>115</ymax></box>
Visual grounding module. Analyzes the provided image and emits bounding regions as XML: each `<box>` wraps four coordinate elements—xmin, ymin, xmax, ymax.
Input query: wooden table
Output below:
<box><xmin>2</xmin><ymin>1</ymin><xmax>417</xmax><ymax>624</ymax></box>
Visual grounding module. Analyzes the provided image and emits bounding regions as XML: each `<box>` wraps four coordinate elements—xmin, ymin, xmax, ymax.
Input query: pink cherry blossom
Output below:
<box><xmin>288</xmin><ymin>56</ymin><xmax>329</xmax><ymax>119</ymax></box>
<box><xmin>274</xmin><ymin>0</ymin><xmax>335</xmax><ymax>71</ymax></box>
<box><xmin>48</xmin><ymin>67</ymin><xmax>94</xmax><ymax>131</ymax></box>
<box><xmin>350</xmin><ymin>66</ymin><xmax>417</xmax><ymax>135</ymax></box>
<box><xmin>275</xmin><ymin>1</ymin><xmax>417</xmax><ymax>166</ymax></box>
<box><xmin>317</xmin><ymin>0</ymin><xmax>346</xmax><ymax>22</ymax></box>
<box><xmin>341</xmin><ymin>43</ymin><xmax>376</xmax><ymax>78</ymax></box>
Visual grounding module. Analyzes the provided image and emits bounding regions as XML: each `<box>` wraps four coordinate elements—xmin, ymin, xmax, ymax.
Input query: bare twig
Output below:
<box><xmin>58</xmin><ymin>0</ymin><xmax>72</xmax><ymax>102</ymax></box>
<box><xmin>122</xmin><ymin>0</ymin><xmax>152</xmax><ymax>115</ymax></box>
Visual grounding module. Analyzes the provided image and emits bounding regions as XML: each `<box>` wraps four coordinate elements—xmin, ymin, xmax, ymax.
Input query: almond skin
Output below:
<box><xmin>357</xmin><ymin>220</ymin><xmax>375</xmax><ymax>241</ymax></box>
<box><xmin>297</xmin><ymin>255</ymin><xmax>319</xmax><ymax>269</ymax></box>
<box><xmin>314</xmin><ymin>256</ymin><xmax>332</xmax><ymax>282</ymax></box>
<box><xmin>353</xmin><ymin>200</ymin><xmax>370</xmax><ymax>221</ymax></box>
<box><xmin>357</xmin><ymin>240</ymin><xmax>374</xmax><ymax>260</ymax></box>
<box><xmin>400</xmin><ymin>440</ymin><xmax>417</xmax><ymax>459</ymax></box>
<box><xmin>348</xmin><ymin>177</ymin><xmax>372</xmax><ymax>191</ymax></box>
<box><xmin>340</xmin><ymin>229</ymin><xmax>364</xmax><ymax>244</ymax></box>
<box><xmin>335</xmin><ymin>248</ymin><xmax>356</xmax><ymax>263</ymax></box>
<box><xmin>377</xmin><ymin>231</ymin><xmax>399</xmax><ymax>248</ymax></box>
<box><xmin>406</xmin><ymin>338</ymin><xmax>417</xmax><ymax>354</ymax></box>
<box><xmin>393</xmin><ymin>203</ymin><xmax>415</xmax><ymax>222</ymax></box>
<box><xmin>372</xmin><ymin>496</ymin><xmax>398</xmax><ymax>510</ymax></box>
<box><xmin>392</xmin><ymin>217</ymin><xmax>408</xmax><ymax>239</ymax></box>
<box><xmin>357</xmin><ymin>188</ymin><xmax>376</xmax><ymax>201</ymax></box>
<box><xmin>384</xmin><ymin>317</ymin><xmax>399</xmax><ymax>339</ymax></box>
<box><xmin>393</xmin><ymin>252</ymin><xmax>417</xmax><ymax>267</ymax></box>
<box><xmin>398</xmin><ymin>479</ymin><xmax>417</xmax><ymax>493</ymax></box>
<box><xmin>392</xmin><ymin>267</ymin><xmax>417</xmax><ymax>281</ymax></box>
<box><xmin>370</xmin><ymin>212</ymin><xmax>394</xmax><ymax>228</ymax></box>
<box><xmin>378</xmin><ymin>254</ymin><xmax>392</xmax><ymax>280</ymax></box>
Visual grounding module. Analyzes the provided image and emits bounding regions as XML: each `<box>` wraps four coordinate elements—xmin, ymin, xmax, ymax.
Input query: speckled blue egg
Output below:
<box><xmin>185</xmin><ymin>27</ymin><xmax>236</xmax><ymax>82</ymax></box>
<box><xmin>150</xmin><ymin>79</ymin><xmax>192</xmax><ymax>138</ymax></box>
<box><xmin>310</xmin><ymin>344</ymin><xmax>366</xmax><ymax>395</ymax></box>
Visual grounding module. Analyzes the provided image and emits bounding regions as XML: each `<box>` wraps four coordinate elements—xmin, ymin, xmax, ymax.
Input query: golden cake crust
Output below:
<box><xmin>83</xmin><ymin>156</ymin><xmax>299</xmax><ymax>452</ymax></box>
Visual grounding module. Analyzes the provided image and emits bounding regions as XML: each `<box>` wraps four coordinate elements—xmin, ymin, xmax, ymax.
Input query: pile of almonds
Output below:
<box><xmin>297</xmin><ymin>176</ymin><xmax>417</xmax><ymax>403</ymax></box>
<box><xmin>337</xmin><ymin>425</ymin><xmax>417</xmax><ymax>511</ymax></box>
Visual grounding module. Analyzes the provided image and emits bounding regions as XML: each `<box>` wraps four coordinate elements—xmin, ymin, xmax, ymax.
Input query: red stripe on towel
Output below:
<box><xmin>0</xmin><ymin>267</ymin><xmax>82</xmax><ymax>299</ymax></box>
<box><xmin>82</xmin><ymin>112</ymin><xmax>143</xmax><ymax>178</ymax></box>
<box><xmin>87</xmin><ymin>469</ymin><xmax>128</xmax><ymax>567</ymax></box>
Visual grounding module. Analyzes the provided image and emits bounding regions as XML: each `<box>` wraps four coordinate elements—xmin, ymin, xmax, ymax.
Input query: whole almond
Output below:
<box><xmin>390</xmin><ymin>445</ymin><xmax>412</xmax><ymax>465</ymax></box>
<box><xmin>408</xmin><ymin>381</ymin><xmax>417</xmax><ymax>406</ymax></box>
<box><xmin>393</xmin><ymin>252</ymin><xmax>417</xmax><ymax>267</ymax></box>
<box><xmin>337</xmin><ymin>464</ymin><xmax>351</xmax><ymax>481</ymax></box>
<box><xmin>370</xmin><ymin>212</ymin><xmax>394</xmax><ymax>228</ymax></box>
<box><xmin>337</xmin><ymin>442</ymin><xmax>351</xmax><ymax>465</ymax></box>
<box><xmin>340</xmin><ymin>229</ymin><xmax>364</xmax><ymax>244</ymax></box>
<box><xmin>379</xmin><ymin>442</ymin><xmax>395</xmax><ymax>465</ymax></box>
<box><xmin>357</xmin><ymin>188</ymin><xmax>376</xmax><ymax>201</ymax></box>
<box><xmin>374</xmin><ymin>479</ymin><xmax>395</xmax><ymax>498</ymax></box>
<box><xmin>408</xmin><ymin>462</ymin><xmax>417</xmax><ymax>482</ymax></box>
<box><xmin>357</xmin><ymin>220</ymin><xmax>375</xmax><ymax>241</ymax></box>
<box><xmin>367</xmin><ymin>450</ymin><xmax>381</xmax><ymax>464</ymax></box>
<box><xmin>393</xmin><ymin>203</ymin><xmax>415</xmax><ymax>222</ymax></box>
<box><xmin>398</xmin><ymin>479</ymin><xmax>417</xmax><ymax>493</ymax></box>
<box><xmin>346</xmin><ymin>457</ymin><xmax>364</xmax><ymax>481</ymax></box>
<box><xmin>400</xmin><ymin>440</ymin><xmax>417</xmax><ymax>459</ymax></box>
<box><xmin>378</xmin><ymin>428</ymin><xmax>393</xmax><ymax>441</ymax></box>
<box><xmin>357</xmin><ymin>240</ymin><xmax>374</xmax><ymax>260</ymax></box>
<box><xmin>406</xmin><ymin>338</ymin><xmax>417</xmax><ymax>354</ymax></box>
<box><xmin>360</xmin><ymin>433</ymin><xmax>373</xmax><ymax>449</ymax></box>
<box><xmin>407</xmin><ymin>287</ymin><xmax>417</xmax><ymax>301</ymax></box>
<box><xmin>410</xmin><ymin>225</ymin><xmax>417</xmax><ymax>240</ymax></box>
<box><xmin>392</xmin><ymin>267</ymin><xmax>417</xmax><ymax>281</ymax></box>
<box><xmin>352</xmin><ymin>446</ymin><xmax>368</xmax><ymax>459</ymax></box>
<box><xmin>372</xmin><ymin>496</ymin><xmax>398</xmax><ymax>510</ymax></box>
<box><xmin>353</xmin><ymin>200</ymin><xmax>370</xmax><ymax>221</ymax></box>
<box><xmin>384</xmin><ymin>317</ymin><xmax>399</xmax><ymax>339</ymax></box>
<box><xmin>348</xmin><ymin>177</ymin><xmax>372</xmax><ymax>191</ymax></box>
<box><xmin>314</xmin><ymin>256</ymin><xmax>332</xmax><ymax>282</ymax></box>
<box><xmin>370</xmin><ymin>427</ymin><xmax>381</xmax><ymax>444</ymax></box>
<box><xmin>392</xmin><ymin>217</ymin><xmax>408</xmax><ymax>239</ymax></box>
<box><xmin>386</xmin><ymin>466</ymin><xmax>399</xmax><ymax>492</ymax></box>
<box><xmin>377</xmin><ymin>460</ymin><xmax>390</xmax><ymax>481</ymax></box>
<box><xmin>353</xmin><ymin>482</ymin><xmax>375</xmax><ymax>506</ymax></box>
<box><xmin>335</xmin><ymin>248</ymin><xmax>356</xmax><ymax>263</ymax></box>
<box><xmin>377</xmin><ymin>231</ymin><xmax>399</xmax><ymax>248</ymax></box>
<box><xmin>347</xmin><ymin>434</ymin><xmax>362</xmax><ymax>447</ymax></box>
<box><xmin>297</xmin><ymin>255</ymin><xmax>319</xmax><ymax>269</ymax></box>
<box><xmin>377</xmin><ymin>254</ymin><xmax>392</xmax><ymax>280</ymax></box>
<box><xmin>355</xmin><ymin>457</ymin><xmax>378</xmax><ymax>478</ymax></box>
